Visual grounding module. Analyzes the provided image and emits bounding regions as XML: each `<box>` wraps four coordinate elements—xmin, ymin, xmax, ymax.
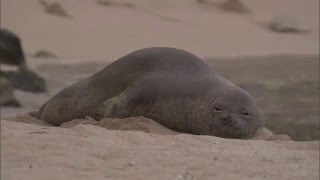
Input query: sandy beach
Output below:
<box><xmin>1</xmin><ymin>0</ymin><xmax>319</xmax><ymax>179</ymax></box>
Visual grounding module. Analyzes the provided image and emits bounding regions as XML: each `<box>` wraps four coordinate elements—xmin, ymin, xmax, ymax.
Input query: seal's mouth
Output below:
<box><xmin>210</xmin><ymin>122</ymin><xmax>252</xmax><ymax>139</ymax></box>
<box><xmin>218</xmin><ymin>129</ymin><xmax>250</xmax><ymax>139</ymax></box>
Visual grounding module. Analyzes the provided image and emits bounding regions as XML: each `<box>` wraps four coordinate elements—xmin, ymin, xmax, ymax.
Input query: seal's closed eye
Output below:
<box><xmin>214</xmin><ymin>107</ymin><xmax>223</xmax><ymax>111</ymax></box>
<box><xmin>243</xmin><ymin>112</ymin><xmax>249</xmax><ymax>115</ymax></box>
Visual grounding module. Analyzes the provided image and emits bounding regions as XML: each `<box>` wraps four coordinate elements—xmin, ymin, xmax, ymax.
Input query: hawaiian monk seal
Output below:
<box><xmin>35</xmin><ymin>47</ymin><xmax>261</xmax><ymax>138</ymax></box>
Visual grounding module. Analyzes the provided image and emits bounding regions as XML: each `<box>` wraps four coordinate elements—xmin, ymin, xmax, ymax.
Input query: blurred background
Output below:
<box><xmin>1</xmin><ymin>0</ymin><xmax>319</xmax><ymax>140</ymax></box>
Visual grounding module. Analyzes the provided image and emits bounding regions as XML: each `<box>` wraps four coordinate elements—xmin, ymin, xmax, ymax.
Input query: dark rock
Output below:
<box><xmin>33</xmin><ymin>50</ymin><xmax>58</xmax><ymax>59</ymax></box>
<box><xmin>0</xmin><ymin>76</ymin><xmax>21</xmax><ymax>107</ymax></box>
<box><xmin>96</xmin><ymin>0</ymin><xmax>135</xmax><ymax>8</ymax></box>
<box><xmin>3</xmin><ymin>68</ymin><xmax>47</xmax><ymax>93</ymax></box>
<box><xmin>269</xmin><ymin>16</ymin><xmax>311</xmax><ymax>33</ymax></box>
<box><xmin>0</xmin><ymin>29</ymin><xmax>26</xmax><ymax>66</ymax></box>
<box><xmin>197</xmin><ymin>0</ymin><xmax>251</xmax><ymax>14</ymax></box>
<box><xmin>216</xmin><ymin>0</ymin><xmax>251</xmax><ymax>14</ymax></box>
<box><xmin>39</xmin><ymin>0</ymin><xmax>72</xmax><ymax>18</ymax></box>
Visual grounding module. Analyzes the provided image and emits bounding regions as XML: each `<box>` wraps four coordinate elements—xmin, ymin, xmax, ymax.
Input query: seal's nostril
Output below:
<box><xmin>221</xmin><ymin>116</ymin><xmax>234</xmax><ymax>126</ymax></box>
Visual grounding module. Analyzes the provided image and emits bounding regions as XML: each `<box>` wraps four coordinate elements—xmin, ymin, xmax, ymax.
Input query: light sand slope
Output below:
<box><xmin>1</xmin><ymin>0</ymin><xmax>319</xmax><ymax>61</ymax></box>
<box><xmin>1</xmin><ymin>118</ymin><xmax>319</xmax><ymax>180</ymax></box>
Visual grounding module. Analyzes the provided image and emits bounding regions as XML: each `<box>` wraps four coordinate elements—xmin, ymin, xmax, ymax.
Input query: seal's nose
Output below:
<box><xmin>220</xmin><ymin>115</ymin><xmax>235</xmax><ymax>127</ymax></box>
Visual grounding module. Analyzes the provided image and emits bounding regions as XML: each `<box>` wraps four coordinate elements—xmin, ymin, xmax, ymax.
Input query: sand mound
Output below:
<box><xmin>1</xmin><ymin>118</ymin><xmax>318</xmax><ymax>180</ymax></box>
<box><xmin>6</xmin><ymin>114</ymin><xmax>291</xmax><ymax>140</ymax></box>
<box><xmin>7</xmin><ymin>114</ymin><xmax>177</xmax><ymax>135</ymax></box>
<box><xmin>6</xmin><ymin>114</ymin><xmax>52</xmax><ymax>127</ymax></box>
<box><xmin>61</xmin><ymin>116</ymin><xmax>178</xmax><ymax>135</ymax></box>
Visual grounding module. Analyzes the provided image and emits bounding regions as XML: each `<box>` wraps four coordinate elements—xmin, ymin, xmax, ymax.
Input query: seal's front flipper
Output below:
<box><xmin>95</xmin><ymin>92</ymin><xmax>130</xmax><ymax>119</ymax></box>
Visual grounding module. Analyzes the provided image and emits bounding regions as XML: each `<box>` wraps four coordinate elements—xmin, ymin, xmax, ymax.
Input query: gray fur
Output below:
<box><xmin>35</xmin><ymin>47</ymin><xmax>261</xmax><ymax>138</ymax></box>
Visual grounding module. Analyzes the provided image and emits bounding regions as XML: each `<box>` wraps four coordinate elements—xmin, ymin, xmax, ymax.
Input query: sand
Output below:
<box><xmin>1</xmin><ymin>116</ymin><xmax>319</xmax><ymax>180</ymax></box>
<box><xmin>1</xmin><ymin>0</ymin><xmax>319</xmax><ymax>179</ymax></box>
<box><xmin>1</xmin><ymin>0</ymin><xmax>319</xmax><ymax>60</ymax></box>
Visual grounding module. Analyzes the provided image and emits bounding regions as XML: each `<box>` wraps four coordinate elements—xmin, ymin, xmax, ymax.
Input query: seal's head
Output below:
<box><xmin>206</xmin><ymin>86</ymin><xmax>261</xmax><ymax>139</ymax></box>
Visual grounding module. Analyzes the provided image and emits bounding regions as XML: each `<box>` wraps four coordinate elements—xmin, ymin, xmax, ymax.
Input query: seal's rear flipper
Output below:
<box><xmin>28</xmin><ymin>110</ymin><xmax>39</xmax><ymax>118</ymax></box>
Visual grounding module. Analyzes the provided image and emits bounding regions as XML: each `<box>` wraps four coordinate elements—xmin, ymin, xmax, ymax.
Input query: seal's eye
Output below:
<box><xmin>242</xmin><ymin>112</ymin><xmax>250</xmax><ymax>117</ymax></box>
<box><xmin>214</xmin><ymin>107</ymin><xmax>223</xmax><ymax>111</ymax></box>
